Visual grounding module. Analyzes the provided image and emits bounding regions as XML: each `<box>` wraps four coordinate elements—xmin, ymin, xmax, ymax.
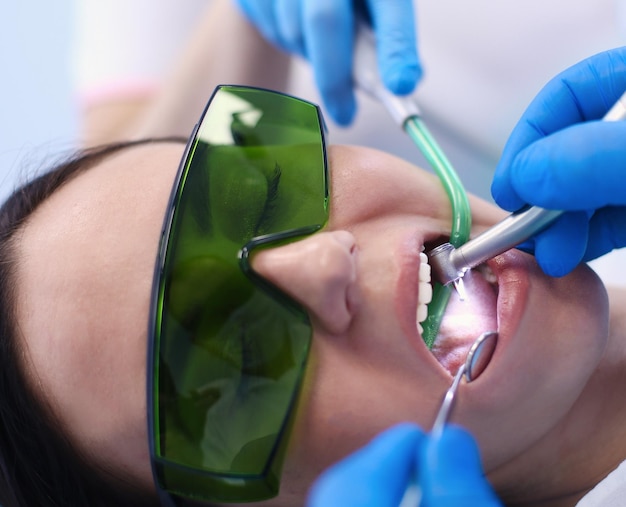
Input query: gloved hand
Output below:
<box><xmin>491</xmin><ymin>47</ymin><xmax>626</xmax><ymax>277</ymax></box>
<box><xmin>235</xmin><ymin>0</ymin><xmax>421</xmax><ymax>126</ymax></box>
<box><xmin>306</xmin><ymin>423</ymin><xmax>502</xmax><ymax>506</ymax></box>
<box><xmin>418</xmin><ymin>426</ymin><xmax>502</xmax><ymax>507</ymax></box>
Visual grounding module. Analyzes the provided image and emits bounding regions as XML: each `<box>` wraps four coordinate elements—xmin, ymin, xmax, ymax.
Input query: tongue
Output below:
<box><xmin>431</xmin><ymin>269</ymin><xmax>498</xmax><ymax>375</ymax></box>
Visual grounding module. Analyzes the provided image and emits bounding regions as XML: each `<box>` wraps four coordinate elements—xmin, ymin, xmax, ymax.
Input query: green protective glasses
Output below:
<box><xmin>147</xmin><ymin>85</ymin><xmax>329</xmax><ymax>504</ymax></box>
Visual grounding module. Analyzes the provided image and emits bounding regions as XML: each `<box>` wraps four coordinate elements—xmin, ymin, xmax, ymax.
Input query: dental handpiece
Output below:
<box><xmin>429</xmin><ymin>89</ymin><xmax>626</xmax><ymax>287</ymax></box>
<box><xmin>428</xmin><ymin>207</ymin><xmax>562</xmax><ymax>286</ymax></box>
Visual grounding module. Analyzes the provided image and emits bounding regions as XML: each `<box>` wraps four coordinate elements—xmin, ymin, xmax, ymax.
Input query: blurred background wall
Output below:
<box><xmin>0</xmin><ymin>1</ymin><xmax>77</xmax><ymax>203</ymax></box>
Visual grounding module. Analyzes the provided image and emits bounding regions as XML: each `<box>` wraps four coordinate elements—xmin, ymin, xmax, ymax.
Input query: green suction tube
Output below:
<box><xmin>350</xmin><ymin>23</ymin><xmax>472</xmax><ymax>349</ymax></box>
<box><xmin>404</xmin><ymin>116</ymin><xmax>472</xmax><ymax>349</ymax></box>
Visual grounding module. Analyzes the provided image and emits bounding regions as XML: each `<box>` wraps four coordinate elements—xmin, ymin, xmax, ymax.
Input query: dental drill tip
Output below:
<box><xmin>453</xmin><ymin>277</ymin><xmax>468</xmax><ymax>302</ymax></box>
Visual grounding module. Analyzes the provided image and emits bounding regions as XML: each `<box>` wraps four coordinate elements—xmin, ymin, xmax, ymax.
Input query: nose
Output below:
<box><xmin>251</xmin><ymin>230</ymin><xmax>357</xmax><ymax>335</ymax></box>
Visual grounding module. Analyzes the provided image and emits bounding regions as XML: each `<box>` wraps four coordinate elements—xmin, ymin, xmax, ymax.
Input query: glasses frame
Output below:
<box><xmin>147</xmin><ymin>85</ymin><xmax>329</xmax><ymax>506</ymax></box>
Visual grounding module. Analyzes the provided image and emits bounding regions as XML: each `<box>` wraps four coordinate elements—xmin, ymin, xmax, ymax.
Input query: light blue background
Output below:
<box><xmin>0</xmin><ymin>1</ymin><xmax>77</xmax><ymax>203</ymax></box>
<box><xmin>1</xmin><ymin>1</ymin><xmax>625</xmax><ymax>285</ymax></box>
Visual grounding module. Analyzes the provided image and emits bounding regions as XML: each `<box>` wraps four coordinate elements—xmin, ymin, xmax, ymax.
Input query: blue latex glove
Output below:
<box><xmin>306</xmin><ymin>423</ymin><xmax>502</xmax><ymax>506</ymax></box>
<box><xmin>235</xmin><ymin>0</ymin><xmax>421</xmax><ymax>125</ymax></box>
<box><xmin>418</xmin><ymin>426</ymin><xmax>502</xmax><ymax>507</ymax></box>
<box><xmin>491</xmin><ymin>47</ymin><xmax>626</xmax><ymax>277</ymax></box>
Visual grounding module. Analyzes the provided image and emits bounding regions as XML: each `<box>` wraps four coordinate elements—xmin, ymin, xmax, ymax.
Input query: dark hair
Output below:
<box><xmin>0</xmin><ymin>138</ymin><xmax>183</xmax><ymax>507</ymax></box>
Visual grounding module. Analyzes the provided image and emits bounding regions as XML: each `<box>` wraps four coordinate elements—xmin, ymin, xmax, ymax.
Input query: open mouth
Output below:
<box><xmin>419</xmin><ymin>246</ymin><xmax>499</xmax><ymax>375</ymax></box>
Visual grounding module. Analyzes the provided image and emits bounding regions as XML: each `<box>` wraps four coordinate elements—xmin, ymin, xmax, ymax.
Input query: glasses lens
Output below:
<box><xmin>149</xmin><ymin>86</ymin><xmax>328</xmax><ymax>502</ymax></box>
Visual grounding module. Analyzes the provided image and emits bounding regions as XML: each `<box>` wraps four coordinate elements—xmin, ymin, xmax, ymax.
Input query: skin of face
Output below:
<box><xmin>14</xmin><ymin>142</ymin><xmax>615</xmax><ymax>506</ymax></box>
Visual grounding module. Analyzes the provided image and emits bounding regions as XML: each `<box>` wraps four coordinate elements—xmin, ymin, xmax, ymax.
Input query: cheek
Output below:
<box><xmin>511</xmin><ymin>264</ymin><xmax>608</xmax><ymax>397</ymax></box>
<box><xmin>285</xmin><ymin>334</ymin><xmax>441</xmax><ymax>479</ymax></box>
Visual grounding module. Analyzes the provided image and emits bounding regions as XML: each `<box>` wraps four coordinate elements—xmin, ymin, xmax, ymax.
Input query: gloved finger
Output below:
<box><xmin>303</xmin><ymin>0</ymin><xmax>356</xmax><ymax>125</ymax></box>
<box><xmin>236</xmin><ymin>0</ymin><xmax>285</xmax><ymax>51</ymax></box>
<box><xmin>491</xmin><ymin>167</ymin><xmax>527</xmax><ymax>212</ymax></box>
<box><xmin>584</xmin><ymin>206</ymin><xmax>626</xmax><ymax>261</ymax></box>
<box><xmin>506</xmin><ymin>122</ymin><xmax>626</xmax><ymax>211</ymax></box>
<box><xmin>501</xmin><ymin>47</ymin><xmax>626</xmax><ymax>156</ymax></box>
<box><xmin>306</xmin><ymin>423</ymin><xmax>424</xmax><ymax>507</ymax></box>
<box><xmin>366</xmin><ymin>0</ymin><xmax>421</xmax><ymax>95</ymax></box>
<box><xmin>492</xmin><ymin>47</ymin><xmax>626</xmax><ymax>211</ymax></box>
<box><xmin>514</xmin><ymin>238</ymin><xmax>536</xmax><ymax>256</ymax></box>
<box><xmin>532</xmin><ymin>212</ymin><xmax>589</xmax><ymax>277</ymax></box>
<box><xmin>275</xmin><ymin>0</ymin><xmax>305</xmax><ymax>56</ymax></box>
<box><xmin>419</xmin><ymin>426</ymin><xmax>501</xmax><ymax>507</ymax></box>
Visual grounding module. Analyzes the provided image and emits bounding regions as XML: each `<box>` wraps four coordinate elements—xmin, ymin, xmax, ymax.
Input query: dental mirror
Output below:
<box><xmin>431</xmin><ymin>330</ymin><xmax>498</xmax><ymax>436</ymax></box>
<box><xmin>465</xmin><ymin>330</ymin><xmax>498</xmax><ymax>382</ymax></box>
<box><xmin>398</xmin><ymin>330</ymin><xmax>499</xmax><ymax>507</ymax></box>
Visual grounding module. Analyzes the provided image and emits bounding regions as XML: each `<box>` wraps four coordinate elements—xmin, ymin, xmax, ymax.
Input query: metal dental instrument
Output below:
<box><xmin>429</xmin><ymin>89</ymin><xmax>626</xmax><ymax>288</ymax></box>
<box><xmin>429</xmin><ymin>206</ymin><xmax>562</xmax><ymax>286</ymax></box>
<box><xmin>399</xmin><ymin>331</ymin><xmax>499</xmax><ymax>507</ymax></box>
<box><xmin>430</xmin><ymin>330</ymin><xmax>498</xmax><ymax>437</ymax></box>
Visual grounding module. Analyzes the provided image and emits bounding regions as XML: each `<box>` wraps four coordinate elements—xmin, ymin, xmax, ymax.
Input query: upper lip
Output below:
<box><xmin>393</xmin><ymin>230</ymin><xmax>447</xmax><ymax>360</ymax></box>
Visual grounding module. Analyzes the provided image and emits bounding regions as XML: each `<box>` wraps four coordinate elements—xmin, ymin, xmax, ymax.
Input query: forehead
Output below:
<box><xmin>13</xmin><ymin>143</ymin><xmax>184</xmax><ymax>460</ymax></box>
<box><xmin>16</xmin><ymin>142</ymin><xmax>185</xmax><ymax>329</ymax></box>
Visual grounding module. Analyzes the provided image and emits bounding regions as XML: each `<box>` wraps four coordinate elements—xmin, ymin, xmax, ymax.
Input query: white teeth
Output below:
<box><xmin>417</xmin><ymin>301</ymin><xmax>428</xmax><ymax>322</ymax></box>
<box><xmin>419</xmin><ymin>277</ymin><xmax>433</xmax><ymax>301</ymax></box>
<box><xmin>479</xmin><ymin>263</ymin><xmax>497</xmax><ymax>285</ymax></box>
<box><xmin>417</xmin><ymin>251</ymin><xmax>433</xmax><ymax>333</ymax></box>
<box><xmin>419</xmin><ymin>254</ymin><xmax>431</xmax><ymax>282</ymax></box>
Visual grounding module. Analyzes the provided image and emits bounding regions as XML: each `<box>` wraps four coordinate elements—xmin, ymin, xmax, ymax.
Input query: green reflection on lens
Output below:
<box><xmin>150</xmin><ymin>86</ymin><xmax>329</xmax><ymax>502</ymax></box>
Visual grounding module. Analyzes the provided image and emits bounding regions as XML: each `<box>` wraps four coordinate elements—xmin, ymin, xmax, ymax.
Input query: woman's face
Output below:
<box><xmin>14</xmin><ymin>142</ymin><xmax>608</xmax><ymax>503</ymax></box>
